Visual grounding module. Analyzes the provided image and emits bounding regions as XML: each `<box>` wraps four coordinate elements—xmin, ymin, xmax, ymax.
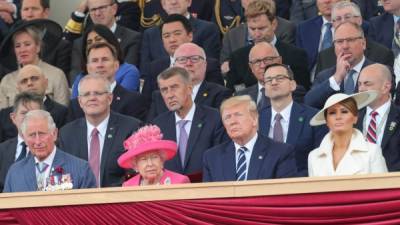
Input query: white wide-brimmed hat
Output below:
<box><xmin>310</xmin><ymin>90</ymin><xmax>378</xmax><ymax>126</ymax></box>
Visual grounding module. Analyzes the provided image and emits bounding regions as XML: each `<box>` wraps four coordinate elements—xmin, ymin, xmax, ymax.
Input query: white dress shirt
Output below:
<box><xmin>175</xmin><ymin>103</ymin><xmax>196</xmax><ymax>144</ymax></box>
<box><xmin>329</xmin><ymin>56</ymin><xmax>365</xmax><ymax>91</ymax></box>
<box><xmin>268</xmin><ymin>101</ymin><xmax>293</xmax><ymax>142</ymax></box>
<box><xmin>364</xmin><ymin>100</ymin><xmax>391</xmax><ymax>146</ymax></box>
<box><xmin>233</xmin><ymin>133</ymin><xmax>258</xmax><ymax>180</ymax></box>
<box><xmin>86</xmin><ymin>115</ymin><xmax>110</xmax><ymax>163</ymax></box>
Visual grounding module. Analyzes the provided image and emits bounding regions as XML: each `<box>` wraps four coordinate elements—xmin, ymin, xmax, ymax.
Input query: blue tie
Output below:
<box><xmin>344</xmin><ymin>69</ymin><xmax>356</xmax><ymax>94</ymax></box>
<box><xmin>236</xmin><ymin>147</ymin><xmax>247</xmax><ymax>181</ymax></box>
<box><xmin>16</xmin><ymin>142</ymin><xmax>27</xmax><ymax>162</ymax></box>
<box><xmin>321</xmin><ymin>23</ymin><xmax>333</xmax><ymax>50</ymax></box>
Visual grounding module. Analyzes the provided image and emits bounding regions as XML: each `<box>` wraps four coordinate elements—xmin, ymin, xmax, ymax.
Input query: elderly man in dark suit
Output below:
<box><xmin>140</xmin><ymin>0</ymin><xmax>220</xmax><ymax>75</ymax></box>
<box><xmin>152</xmin><ymin>67</ymin><xmax>227</xmax><ymax>182</ymax></box>
<box><xmin>3</xmin><ymin>109</ymin><xmax>97</xmax><ymax>192</ymax></box>
<box><xmin>59</xmin><ymin>74</ymin><xmax>142</xmax><ymax>187</ymax></box>
<box><xmin>0</xmin><ymin>64</ymin><xmax>67</xmax><ymax>142</ymax></box>
<box><xmin>258</xmin><ymin>63</ymin><xmax>327</xmax><ymax>176</ymax></box>
<box><xmin>356</xmin><ymin>63</ymin><xmax>400</xmax><ymax>172</ymax></box>
<box><xmin>305</xmin><ymin>22</ymin><xmax>373</xmax><ymax>109</ymax></box>
<box><xmin>315</xmin><ymin>1</ymin><xmax>394</xmax><ymax>74</ymax></box>
<box><xmin>220</xmin><ymin>0</ymin><xmax>296</xmax><ymax>70</ymax></box>
<box><xmin>67</xmin><ymin>0</ymin><xmax>141</xmax><ymax>83</ymax></box>
<box><xmin>227</xmin><ymin>0</ymin><xmax>310</xmax><ymax>92</ymax></box>
<box><xmin>147</xmin><ymin>43</ymin><xmax>232</xmax><ymax>121</ymax></box>
<box><xmin>0</xmin><ymin>92</ymin><xmax>43</xmax><ymax>192</ymax></box>
<box><xmin>67</xmin><ymin>42</ymin><xmax>148</xmax><ymax>122</ymax></box>
<box><xmin>203</xmin><ymin>95</ymin><xmax>297</xmax><ymax>182</ymax></box>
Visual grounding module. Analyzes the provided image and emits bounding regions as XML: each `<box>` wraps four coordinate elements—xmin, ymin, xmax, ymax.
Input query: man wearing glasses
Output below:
<box><xmin>258</xmin><ymin>63</ymin><xmax>327</xmax><ymax>176</ymax></box>
<box><xmin>59</xmin><ymin>74</ymin><xmax>142</xmax><ymax>187</ymax></box>
<box><xmin>67</xmin><ymin>0</ymin><xmax>141</xmax><ymax>82</ymax></box>
<box><xmin>315</xmin><ymin>1</ymin><xmax>394</xmax><ymax>74</ymax></box>
<box><xmin>305</xmin><ymin>21</ymin><xmax>373</xmax><ymax>109</ymax></box>
<box><xmin>147</xmin><ymin>43</ymin><xmax>232</xmax><ymax>121</ymax></box>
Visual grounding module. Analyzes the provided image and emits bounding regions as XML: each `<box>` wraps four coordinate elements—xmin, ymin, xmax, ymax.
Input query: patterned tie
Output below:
<box><xmin>273</xmin><ymin>113</ymin><xmax>284</xmax><ymax>142</ymax></box>
<box><xmin>366</xmin><ymin>111</ymin><xmax>379</xmax><ymax>143</ymax></box>
<box><xmin>36</xmin><ymin>162</ymin><xmax>48</xmax><ymax>191</ymax></box>
<box><xmin>178</xmin><ymin>120</ymin><xmax>189</xmax><ymax>167</ymax></box>
<box><xmin>236</xmin><ymin>146</ymin><xmax>247</xmax><ymax>181</ymax></box>
<box><xmin>321</xmin><ymin>22</ymin><xmax>333</xmax><ymax>50</ymax></box>
<box><xmin>392</xmin><ymin>18</ymin><xmax>400</xmax><ymax>57</ymax></box>
<box><xmin>89</xmin><ymin>128</ymin><xmax>100</xmax><ymax>187</ymax></box>
<box><xmin>344</xmin><ymin>69</ymin><xmax>356</xmax><ymax>94</ymax></box>
<box><xmin>257</xmin><ymin>87</ymin><xmax>265</xmax><ymax>110</ymax></box>
<box><xmin>16</xmin><ymin>142</ymin><xmax>27</xmax><ymax>162</ymax></box>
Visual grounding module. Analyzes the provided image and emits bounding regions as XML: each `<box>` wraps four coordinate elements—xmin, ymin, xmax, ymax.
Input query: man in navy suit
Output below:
<box><xmin>305</xmin><ymin>22</ymin><xmax>372</xmax><ymax>109</ymax></box>
<box><xmin>203</xmin><ymin>95</ymin><xmax>297</xmax><ymax>182</ymax></box>
<box><xmin>60</xmin><ymin>74</ymin><xmax>142</xmax><ymax>187</ymax></box>
<box><xmin>368</xmin><ymin>0</ymin><xmax>399</xmax><ymax>50</ymax></box>
<box><xmin>152</xmin><ymin>67</ymin><xmax>227</xmax><ymax>182</ymax></box>
<box><xmin>296</xmin><ymin>0</ymin><xmax>339</xmax><ymax>72</ymax></box>
<box><xmin>3</xmin><ymin>109</ymin><xmax>96</xmax><ymax>192</ymax></box>
<box><xmin>315</xmin><ymin>1</ymin><xmax>394</xmax><ymax>74</ymax></box>
<box><xmin>356</xmin><ymin>63</ymin><xmax>400</xmax><ymax>172</ymax></box>
<box><xmin>147</xmin><ymin>43</ymin><xmax>231</xmax><ymax>121</ymax></box>
<box><xmin>67</xmin><ymin>42</ymin><xmax>148</xmax><ymax>122</ymax></box>
<box><xmin>258</xmin><ymin>63</ymin><xmax>327</xmax><ymax>176</ymax></box>
<box><xmin>140</xmin><ymin>0</ymin><xmax>221</xmax><ymax>74</ymax></box>
<box><xmin>0</xmin><ymin>92</ymin><xmax>43</xmax><ymax>192</ymax></box>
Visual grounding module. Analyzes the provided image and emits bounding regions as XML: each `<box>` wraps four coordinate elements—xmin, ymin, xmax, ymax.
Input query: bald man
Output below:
<box><xmin>356</xmin><ymin>63</ymin><xmax>400</xmax><ymax>171</ymax></box>
<box><xmin>0</xmin><ymin>65</ymin><xmax>68</xmax><ymax>142</ymax></box>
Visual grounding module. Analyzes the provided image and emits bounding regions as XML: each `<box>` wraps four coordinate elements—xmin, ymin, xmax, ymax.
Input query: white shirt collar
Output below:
<box><xmin>192</xmin><ymin>81</ymin><xmax>202</xmax><ymax>101</ymax></box>
<box><xmin>233</xmin><ymin>132</ymin><xmax>258</xmax><ymax>154</ymax></box>
<box><xmin>110</xmin><ymin>81</ymin><xmax>117</xmax><ymax>92</ymax></box>
<box><xmin>34</xmin><ymin>146</ymin><xmax>57</xmax><ymax>165</ymax></box>
<box><xmin>169</xmin><ymin>56</ymin><xmax>175</xmax><ymax>67</ymax></box>
<box><xmin>271</xmin><ymin>101</ymin><xmax>293</xmax><ymax>124</ymax></box>
<box><xmin>110</xmin><ymin>22</ymin><xmax>117</xmax><ymax>33</ymax></box>
<box><xmin>86</xmin><ymin>115</ymin><xmax>110</xmax><ymax>140</ymax></box>
<box><xmin>175</xmin><ymin>103</ymin><xmax>196</xmax><ymax>122</ymax></box>
<box><xmin>270</xmin><ymin>35</ymin><xmax>277</xmax><ymax>46</ymax></box>
<box><xmin>366</xmin><ymin>99</ymin><xmax>391</xmax><ymax>118</ymax></box>
<box><xmin>352</xmin><ymin>56</ymin><xmax>366</xmax><ymax>73</ymax></box>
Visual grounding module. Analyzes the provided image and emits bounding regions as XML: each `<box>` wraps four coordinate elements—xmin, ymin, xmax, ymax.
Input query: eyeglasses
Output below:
<box><xmin>332</xmin><ymin>14</ymin><xmax>360</xmax><ymax>23</ymax></box>
<box><xmin>79</xmin><ymin>91</ymin><xmax>110</xmax><ymax>98</ymax></box>
<box><xmin>333</xmin><ymin>36</ymin><xmax>363</xmax><ymax>45</ymax></box>
<box><xmin>88</xmin><ymin>3</ymin><xmax>114</xmax><ymax>14</ymax></box>
<box><xmin>19</xmin><ymin>75</ymin><xmax>40</xmax><ymax>85</ymax></box>
<box><xmin>249</xmin><ymin>56</ymin><xmax>280</xmax><ymax>67</ymax></box>
<box><xmin>264</xmin><ymin>74</ymin><xmax>292</xmax><ymax>84</ymax></box>
<box><xmin>174</xmin><ymin>55</ymin><xmax>205</xmax><ymax>64</ymax></box>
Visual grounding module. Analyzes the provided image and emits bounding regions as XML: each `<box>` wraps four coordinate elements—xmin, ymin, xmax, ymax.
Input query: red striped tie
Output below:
<box><xmin>366</xmin><ymin>111</ymin><xmax>378</xmax><ymax>143</ymax></box>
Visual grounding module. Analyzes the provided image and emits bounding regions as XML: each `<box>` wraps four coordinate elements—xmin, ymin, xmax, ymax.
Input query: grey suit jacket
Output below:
<box><xmin>220</xmin><ymin>17</ymin><xmax>296</xmax><ymax>62</ymax></box>
<box><xmin>69</xmin><ymin>25</ymin><xmax>141</xmax><ymax>83</ymax></box>
<box><xmin>3</xmin><ymin>149</ymin><xmax>97</xmax><ymax>192</ymax></box>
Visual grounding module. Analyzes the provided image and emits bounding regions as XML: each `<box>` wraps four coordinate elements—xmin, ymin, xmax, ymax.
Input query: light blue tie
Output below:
<box><xmin>178</xmin><ymin>120</ymin><xmax>189</xmax><ymax>167</ymax></box>
<box><xmin>36</xmin><ymin>162</ymin><xmax>49</xmax><ymax>191</ymax></box>
<box><xmin>236</xmin><ymin>147</ymin><xmax>248</xmax><ymax>181</ymax></box>
<box><xmin>321</xmin><ymin>22</ymin><xmax>333</xmax><ymax>50</ymax></box>
<box><xmin>344</xmin><ymin>69</ymin><xmax>356</xmax><ymax>94</ymax></box>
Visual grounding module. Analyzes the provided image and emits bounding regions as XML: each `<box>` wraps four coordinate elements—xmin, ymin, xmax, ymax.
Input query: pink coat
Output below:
<box><xmin>122</xmin><ymin>169</ymin><xmax>190</xmax><ymax>186</ymax></box>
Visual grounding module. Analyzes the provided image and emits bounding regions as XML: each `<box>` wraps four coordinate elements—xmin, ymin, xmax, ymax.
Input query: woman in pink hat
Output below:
<box><xmin>118</xmin><ymin>125</ymin><xmax>190</xmax><ymax>186</ymax></box>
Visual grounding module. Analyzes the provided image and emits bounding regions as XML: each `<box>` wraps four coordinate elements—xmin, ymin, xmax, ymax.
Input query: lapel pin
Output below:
<box><xmin>389</xmin><ymin>122</ymin><xmax>397</xmax><ymax>131</ymax></box>
<box><xmin>116</xmin><ymin>96</ymin><xmax>121</xmax><ymax>101</ymax></box>
<box><xmin>110</xmin><ymin>127</ymin><xmax>114</xmax><ymax>130</ymax></box>
<box><xmin>108</xmin><ymin>134</ymin><xmax>113</xmax><ymax>138</ymax></box>
<box><xmin>117</xmin><ymin>38</ymin><xmax>121</xmax><ymax>42</ymax></box>
<box><xmin>258</xmin><ymin>156</ymin><xmax>263</xmax><ymax>160</ymax></box>
<box><xmin>298</xmin><ymin>117</ymin><xmax>304</xmax><ymax>122</ymax></box>
<box><xmin>197</xmin><ymin>123</ymin><xmax>202</xmax><ymax>128</ymax></box>
<box><xmin>203</xmin><ymin>92</ymin><xmax>208</xmax><ymax>97</ymax></box>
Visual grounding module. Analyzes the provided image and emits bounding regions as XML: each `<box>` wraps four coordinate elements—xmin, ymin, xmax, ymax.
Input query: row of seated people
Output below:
<box><xmin>0</xmin><ymin>62</ymin><xmax>395</xmax><ymax>192</ymax></box>
<box><xmin>0</xmin><ymin>0</ymin><xmax>396</xmax><ymax>91</ymax></box>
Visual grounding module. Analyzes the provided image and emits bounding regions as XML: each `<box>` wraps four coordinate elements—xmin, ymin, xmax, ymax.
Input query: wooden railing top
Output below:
<box><xmin>1</xmin><ymin>172</ymin><xmax>400</xmax><ymax>209</ymax></box>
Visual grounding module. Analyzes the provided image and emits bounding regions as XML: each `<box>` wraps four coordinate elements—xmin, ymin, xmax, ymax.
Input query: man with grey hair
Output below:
<box><xmin>152</xmin><ymin>67</ymin><xmax>227</xmax><ymax>182</ymax></box>
<box><xmin>147</xmin><ymin>43</ymin><xmax>231</xmax><ymax>121</ymax></box>
<box><xmin>59</xmin><ymin>74</ymin><xmax>142</xmax><ymax>187</ymax></box>
<box><xmin>203</xmin><ymin>95</ymin><xmax>297</xmax><ymax>182</ymax></box>
<box><xmin>3</xmin><ymin>109</ymin><xmax>97</xmax><ymax>192</ymax></box>
<box><xmin>315</xmin><ymin>1</ymin><xmax>394</xmax><ymax>74</ymax></box>
<box><xmin>356</xmin><ymin>63</ymin><xmax>400</xmax><ymax>172</ymax></box>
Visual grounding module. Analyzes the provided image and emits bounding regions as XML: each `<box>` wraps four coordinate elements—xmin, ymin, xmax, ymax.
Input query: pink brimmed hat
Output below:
<box><xmin>118</xmin><ymin>125</ymin><xmax>177</xmax><ymax>169</ymax></box>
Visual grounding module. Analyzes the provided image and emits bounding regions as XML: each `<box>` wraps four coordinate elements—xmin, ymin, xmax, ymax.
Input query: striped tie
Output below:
<box><xmin>366</xmin><ymin>111</ymin><xmax>378</xmax><ymax>143</ymax></box>
<box><xmin>236</xmin><ymin>147</ymin><xmax>247</xmax><ymax>181</ymax></box>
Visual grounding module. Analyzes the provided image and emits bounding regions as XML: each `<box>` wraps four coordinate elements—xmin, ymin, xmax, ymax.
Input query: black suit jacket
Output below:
<box><xmin>147</xmin><ymin>81</ymin><xmax>232</xmax><ymax>121</ymax></box>
<box><xmin>305</xmin><ymin>58</ymin><xmax>374</xmax><ymax>109</ymax></box>
<box><xmin>356</xmin><ymin>104</ymin><xmax>400</xmax><ymax>172</ymax></box>
<box><xmin>368</xmin><ymin>12</ymin><xmax>394</xmax><ymax>49</ymax></box>
<box><xmin>67</xmin><ymin>84</ymin><xmax>148</xmax><ymax>122</ymax></box>
<box><xmin>59</xmin><ymin>112</ymin><xmax>141</xmax><ymax>187</ymax></box>
<box><xmin>152</xmin><ymin>105</ymin><xmax>228</xmax><ymax>177</ymax></box>
<box><xmin>0</xmin><ymin>96</ymin><xmax>68</xmax><ymax>142</ymax></box>
<box><xmin>315</xmin><ymin>38</ymin><xmax>394</xmax><ymax>74</ymax></box>
<box><xmin>0</xmin><ymin>137</ymin><xmax>17</xmax><ymax>192</ymax></box>
<box><xmin>142</xmin><ymin>56</ymin><xmax>224</xmax><ymax>100</ymax></box>
<box><xmin>226</xmin><ymin>41</ymin><xmax>310</xmax><ymax>91</ymax></box>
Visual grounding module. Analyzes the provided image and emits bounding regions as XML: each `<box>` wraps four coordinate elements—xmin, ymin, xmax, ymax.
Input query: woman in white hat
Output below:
<box><xmin>308</xmin><ymin>91</ymin><xmax>388</xmax><ymax>177</ymax></box>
